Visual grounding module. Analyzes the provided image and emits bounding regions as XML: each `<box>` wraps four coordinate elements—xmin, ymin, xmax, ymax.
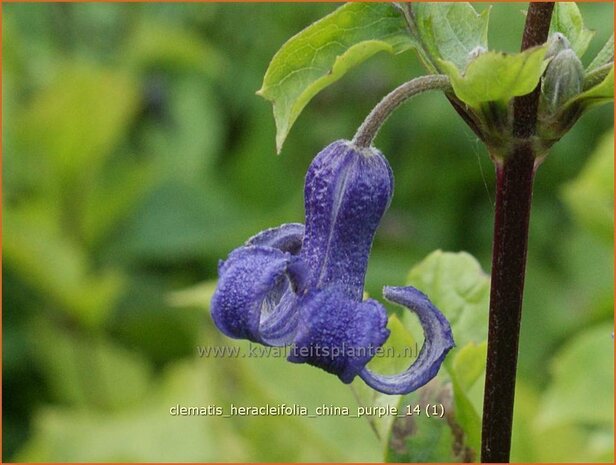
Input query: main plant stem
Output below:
<box><xmin>481</xmin><ymin>3</ymin><xmax>554</xmax><ymax>463</ymax></box>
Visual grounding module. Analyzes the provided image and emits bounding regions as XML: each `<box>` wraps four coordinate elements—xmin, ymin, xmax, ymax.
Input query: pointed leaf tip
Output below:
<box><xmin>258</xmin><ymin>3</ymin><xmax>412</xmax><ymax>152</ymax></box>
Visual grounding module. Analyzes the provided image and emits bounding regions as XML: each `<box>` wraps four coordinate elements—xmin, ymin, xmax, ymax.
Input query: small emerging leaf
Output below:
<box><xmin>440</xmin><ymin>46</ymin><xmax>548</xmax><ymax>108</ymax></box>
<box><xmin>257</xmin><ymin>3</ymin><xmax>412</xmax><ymax>152</ymax></box>
<box><xmin>550</xmin><ymin>2</ymin><xmax>595</xmax><ymax>58</ymax></box>
<box><xmin>412</xmin><ymin>2</ymin><xmax>490</xmax><ymax>71</ymax></box>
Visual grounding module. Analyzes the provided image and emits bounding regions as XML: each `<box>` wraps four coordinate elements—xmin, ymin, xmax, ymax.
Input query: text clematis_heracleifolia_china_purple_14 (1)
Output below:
<box><xmin>211</xmin><ymin>140</ymin><xmax>454</xmax><ymax>395</ymax></box>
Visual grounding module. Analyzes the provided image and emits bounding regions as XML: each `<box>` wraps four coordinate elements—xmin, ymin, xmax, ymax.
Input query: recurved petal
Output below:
<box><xmin>288</xmin><ymin>287</ymin><xmax>390</xmax><ymax>383</ymax></box>
<box><xmin>247</xmin><ymin>222</ymin><xmax>309</xmax><ymax>293</ymax></box>
<box><xmin>211</xmin><ymin>245</ymin><xmax>304</xmax><ymax>345</ymax></box>
<box><xmin>359</xmin><ymin>286</ymin><xmax>454</xmax><ymax>395</ymax></box>
<box><xmin>246</xmin><ymin>223</ymin><xmax>305</xmax><ymax>255</ymax></box>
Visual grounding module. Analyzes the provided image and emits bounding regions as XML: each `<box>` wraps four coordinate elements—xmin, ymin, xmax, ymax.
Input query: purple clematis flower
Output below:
<box><xmin>211</xmin><ymin>140</ymin><xmax>454</xmax><ymax>395</ymax></box>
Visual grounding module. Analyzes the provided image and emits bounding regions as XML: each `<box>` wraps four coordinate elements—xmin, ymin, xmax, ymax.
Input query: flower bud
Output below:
<box><xmin>542</xmin><ymin>48</ymin><xmax>584</xmax><ymax>111</ymax></box>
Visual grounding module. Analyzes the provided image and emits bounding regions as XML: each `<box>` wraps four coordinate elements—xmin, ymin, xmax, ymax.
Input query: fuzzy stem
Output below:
<box><xmin>353</xmin><ymin>75</ymin><xmax>451</xmax><ymax>148</ymax></box>
<box><xmin>481</xmin><ymin>3</ymin><xmax>554</xmax><ymax>463</ymax></box>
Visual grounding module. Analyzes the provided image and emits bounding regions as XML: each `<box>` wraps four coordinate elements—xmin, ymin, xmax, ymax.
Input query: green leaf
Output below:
<box><xmin>561</xmin><ymin>131</ymin><xmax>614</xmax><ymax>244</ymax></box>
<box><xmin>398</xmin><ymin>250</ymin><xmax>490</xmax><ymax>460</ymax></box>
<box><xmin>406</xmin><ymin>250</ymin><xmax>490</xmax><ymax>350</ymax></box>
<box><xmin>510</xmin><ymin>382</ymin><xmax>540</xmax><ymax>461</ymax></box>
<box><xmin>411</xmin><ymin>2</ymin><xmax>490</xmax><ymax>71</ymax></box>
<box><xmin>452</xmin><ymin>341</ymin><xmax>487</xmax><ymax>392</ymax></box>
<box><xmin>257</xmin><ymin>3</ymin><xmax>412</xmax><ymax>152</ymax></box>
<box><xmin>550</xmin><ymin>2</ymin><xmax>595</xmax><ymax>57</ymax></box>
<box><xmin>440</xmin><ymin>46</ymin><xmax>548</xmax><ymax>109</ymax></box>
<box><xmin>446</xmin><ymin>341</ymin><xmax>487</xmax><ymax>454</ymax></box>
<box><xmin>534</xmin><ymin>424</ymin><xmax>614</xmax><ymax>463</ymax></box>
<box><xmin>449</xmin><ymin>376</ymin><xmax>481</xmax><ymax>457</ymax></box>
<box><xmin>583</xmin><ymin>62</ymin><xmax>613</xmax><ymax>92</ymax></box>
<box><xmin>550</xmin><ymin>66</ymin><xmax>613</xmax><ymax>138</ymax></box>
<box><xmin>587</xmin><ymin>34</ymin><xmax>613</xmax><ymax>72</ymax></box>
<box><xmin>537</xmin><ymin>323</ymin><xmax>614</xmax><ymax>428</ymax></box>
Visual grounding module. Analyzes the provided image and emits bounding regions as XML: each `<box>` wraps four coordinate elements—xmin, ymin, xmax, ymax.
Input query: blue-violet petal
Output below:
<box><xmin>246</xmin><ymin>223</ymin><xmax>305</xmax><ymax>254</ymax></box>
<box><xmin>288</xmin><ymin>287</ymin><xmax>390</xmax><ymax>383</ymax></box>
<box><xmin>300</xmin><ymin>140</ymin><xmax>393</xmax><ymax>300</ymax></box>
<box><xmin>359</xmin><ymin>286</ymin><xmax>455</xmax><ymax>395</ymax></box>
<box><xmin>211</xmin><ymin>245</ymin><xmax>305</xmax><ymax>345</ymax></box>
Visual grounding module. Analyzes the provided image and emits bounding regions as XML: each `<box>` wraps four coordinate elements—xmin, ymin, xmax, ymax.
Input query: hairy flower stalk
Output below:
<box><xmin>211</xmin><ymin>139</ymin><xmax>454</xmax><ymax>394</ymax></box>
<box><xmin>353</xmin><ymin>74</ymin><xmax>452</xmax><ymax>148</ymax></box>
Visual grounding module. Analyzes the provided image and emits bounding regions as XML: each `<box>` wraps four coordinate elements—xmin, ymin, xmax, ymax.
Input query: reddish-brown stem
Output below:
<box><xmin>481</xmin><ymin>2</ymin><xmax>554</xmax><ymax>463</ymax></box>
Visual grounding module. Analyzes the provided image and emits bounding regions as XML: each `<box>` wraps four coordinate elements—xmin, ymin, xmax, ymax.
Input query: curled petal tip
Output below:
<box><xmin>359</xmin><ymin>286</ymin><xmax>454</xmax><ymax>395</ymax></box>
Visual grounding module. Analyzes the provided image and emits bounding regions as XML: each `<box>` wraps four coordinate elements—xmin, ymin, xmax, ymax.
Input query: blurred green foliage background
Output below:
<box><xmin>2</xmin><ymin>2</ymin><xmax>613</xmax><ymax>462</ymax></box>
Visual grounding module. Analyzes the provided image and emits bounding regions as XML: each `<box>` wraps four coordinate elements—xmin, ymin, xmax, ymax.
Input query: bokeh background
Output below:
<box><xmin>3</xmin><ymin>2</ymin><xmax>614</xmax><ymax>462</ymax></box>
